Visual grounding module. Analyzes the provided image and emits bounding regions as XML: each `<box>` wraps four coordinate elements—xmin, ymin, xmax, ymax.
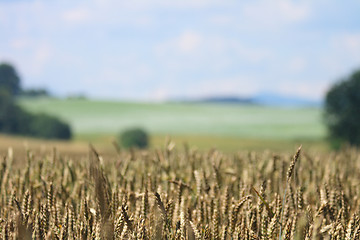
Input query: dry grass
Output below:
<box><xmin>0</xmin><ymin>139</ymin><xmax>359</xmax><ymax>239</ymax></box>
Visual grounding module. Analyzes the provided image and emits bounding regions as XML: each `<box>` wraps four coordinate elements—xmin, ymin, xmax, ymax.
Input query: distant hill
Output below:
<box><xmin>197</xmin><ymin>96</ymin><xmax>254</xmax><ymax>104</ymax></box>
<box><xmin>252</xmin><ymin>92</ymin><xmax>322</xmax><ymax>107</ymax></box>
<box><xmin>174</xmin><ymin>93</ymin><xmax>322</xmax><ymax>107</ymax></box>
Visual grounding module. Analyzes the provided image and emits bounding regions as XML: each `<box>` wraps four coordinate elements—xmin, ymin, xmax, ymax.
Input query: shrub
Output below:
<box><xmin>30</xmin><ymin>113</ymin><xmax>72</xmax><ymax>140</ymax></box>
<box><xmin>119</xmin><ymin>128</ymin><xmax>149</xmax><ymax>149</ymax></box>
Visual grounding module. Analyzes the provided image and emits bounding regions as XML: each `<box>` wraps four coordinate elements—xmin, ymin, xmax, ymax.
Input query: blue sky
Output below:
<box><xmin>1</xmin><ymin>0</ymin><xmax>360</xmax><ymax>101</ymax></box>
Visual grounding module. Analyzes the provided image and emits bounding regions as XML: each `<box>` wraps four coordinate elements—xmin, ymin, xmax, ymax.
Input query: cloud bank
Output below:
<box><xmin>0</xmin><ymin>0</ymin><xmax>359</xmax><ymax>101</ymax></box>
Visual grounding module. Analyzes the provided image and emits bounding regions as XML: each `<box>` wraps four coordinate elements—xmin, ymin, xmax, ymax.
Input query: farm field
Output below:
<box><xmin>0</xmin><ymin>98</ymin><xmax>354</xmax><ymax>239</ymax></box>
<box><xmin>18</xmin><ymin>97</ymin><xmax>327</xmax><ymax>152</ymax></box>
<box><xmin>0</xmin><ymin>133</ymin><xmax>327</xmax><ymax>161</ymax></box>
<box><xmin>0</xmin><ymin>138</ymin><xmax>359</xmax><ymax>239</ymax></box>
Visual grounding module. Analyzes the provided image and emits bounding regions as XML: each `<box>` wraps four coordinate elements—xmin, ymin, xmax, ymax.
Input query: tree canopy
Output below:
<box><xmin>0</xmin><ymin>62</ymin><xmax>72</xmax><ymax>140</ymax></box>
<box><xmin>324</xmin><ymin>69</ymin><xmax>360</xmax><ymax>147</ymax></box>
<box><xmin>0</xmin><ymin>63</ymin><xmax>21</xmax><ymax>96</ymax></box>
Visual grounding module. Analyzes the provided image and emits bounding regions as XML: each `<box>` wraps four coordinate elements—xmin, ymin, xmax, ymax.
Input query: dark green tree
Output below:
<box><xmin>0</xmin><ymin>90</ymin><xmax>32</xmax><ymax>134</ymax></box>
<box><xmin>30</xmin><ymin>114</ymin><xmax>72</xmax><ymax>140</ymax></box>
<box><xmin>119</xmin><ymin>128</ymin><xmax>149</xmax><ymax>149</ymax></box>
<box><xmin>324</xmin><ymin>69</ymin><xmax>360</xmax><ymax>147</ymax></box>
<box><xmin>0</xmin><ymin>63</ymin><xmax>21</xmax><ymax>96</ymax></box>
<box><xmin>0</xmin><ymin>63</ymin><xmax>72</xmax><ymax>140</ymax></box>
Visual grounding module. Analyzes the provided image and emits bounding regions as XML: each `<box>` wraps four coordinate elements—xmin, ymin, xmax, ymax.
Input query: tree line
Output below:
<box><xmin>0</xmin><ymin>62</ymin><xmax>72</xmax><ymax>140</ymax></box>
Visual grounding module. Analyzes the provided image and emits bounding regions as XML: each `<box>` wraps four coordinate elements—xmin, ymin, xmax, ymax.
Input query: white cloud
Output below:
<box><xmin>155</xmin><ymin>30</ymin><xmax>203</xmax><ymax>56</ymax></box>
<box><xmin>288</xmin><ymin>57</ymin><xmax>307</xmax><ymax>73</ymax></box>
<box><xmin>149</xmin><ymin>87</ymin><xmax>170</xmax><ymax>102</ymax></box>
<box><xmin>188</xmin><ymin>76</ymin><xmax>260</xmax><ymax>98</ymax></box>
<box><xmin>319</xmin><ymin>33</ymin><xmax>360</xmax><ymax>77</ymax></box>
<box><xmin>232</xmin><ymin>43</ymin><xmax>271</xmax><ymax>63</ymax></box>
<box><xmin>0</xmin><ymin>0</ymin><xmax>357</xmax><ymax>101</ymax></box>
<box><xmin>62</xmin><ymin>8</ymin><xmax>91</xmax><ymax>23</ymax></box>
<box><xmin>333</xmin><ymin>33</ymin><xmax>360</xmax><ymax>58</ymax></box>
<box><xmin>10</xmin><ymin>38</ymin><xmax>29</xmax><ymax>49</ymax></box>
<box><xmin>154</xmin><ymin>30</ymin><xmax>200</xmax><ymax>59</ymax></box>
<box><xmin>275</xmin><ymin>81</ymin><xmax>329</xmax><ymax>100</ymax></box>
<box><xmin>31</xmin><ymin>45</ymin><xmax>52</xmax><ymax>75</ymax></box>
<box><xmin>209</xmin><ymin>15</ymin><xmax>234</xmax><ymax>25</ymax></box>
<box><xmin>60</xmin><ymin>3</ymin><xmax>158</xmax><ymax>28</ymax></box>
<box><xmin>178</xmin><ymin>31</ymin><xmax>202</xmax><ymax>53</ymax></box>
<box><xmin>155</xmin><ymin>31</ymin><xmax>271</xmax><ymax>68</ymax></box>
<box><xmin>243</xmin><ymin>0</ymin><xmax>311</xmax><ymax>29</ymax></box>
<box><xmin>93</xmin><ymin>0</ymin><xmax>227</xmax><ymax>10</ymax></box>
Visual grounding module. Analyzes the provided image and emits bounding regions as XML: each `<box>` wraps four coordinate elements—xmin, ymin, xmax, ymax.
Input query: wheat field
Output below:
<box><xmin>0</xmin><ymin>141</ymin><xmax>359</xmax><ymax>239</ymax></box>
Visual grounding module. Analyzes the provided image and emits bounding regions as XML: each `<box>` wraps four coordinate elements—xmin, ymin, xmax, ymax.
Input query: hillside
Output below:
<box><xmin>18</xmin><ymin>97</ymin><xmax>325</xmax><ymax>140</ymax></box>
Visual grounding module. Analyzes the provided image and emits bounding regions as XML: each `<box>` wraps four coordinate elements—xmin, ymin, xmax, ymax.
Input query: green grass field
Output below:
<box><xmin>18</xmin><ymin>97</ymin><xmax>328</xmax><ymax>152</ymax></box>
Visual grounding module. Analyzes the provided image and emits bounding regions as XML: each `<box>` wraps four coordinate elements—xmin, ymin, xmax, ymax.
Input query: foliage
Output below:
<box><xmin>119</xmin><ymin>128</ymin><xmax>149</xmax><ymax>149</ymax></box>
<box><xmin>0</xmin><ymin>91</ymin><xmax>72</xmax><ymax>139</ymax></box>
<box><xmin>324</xmin><ymin>69</ymin><xmax>360</xmax><ymax>147</ymax></box>
<box><xmin>20</xmin><ymin>88</ymin><xmax>50</xmax><ymax>97</ymax></box>
<box><xmin>0</xmin><ymin>63</ymin><xmax>72</xmax><ymax>140</ymax></box>
<box><xmin>0</xmin><ymin>90</ymin><xmax>31</xmax><ymax>134</ymax></box>
<box><xmin>30</xmin><ymin>113</ymin><xmax>72</xmax><ymax>140</ymax></box>
<box><xmin>0</xmin><ymin>62</ymin><xmax>21</xmax><ymax>96</ymax></box>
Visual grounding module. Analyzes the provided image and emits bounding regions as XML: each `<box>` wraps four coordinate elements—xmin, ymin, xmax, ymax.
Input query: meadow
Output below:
<box><xmin>18</xmin><ymin>98</ymin><xmax>327</xmax><ymax>152</ymax></box>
